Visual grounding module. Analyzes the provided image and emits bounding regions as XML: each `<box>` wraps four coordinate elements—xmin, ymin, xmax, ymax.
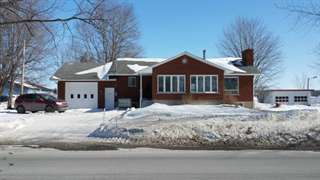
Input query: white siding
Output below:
<box><xmin>263</xmin><ymin>90</ymin><xmax>312</xmax><ymax>105</ymax></box>
<box><xmin>65</xmin><ymin>82</ymin><xmax>98</xmax><ymax>109</ymax></box>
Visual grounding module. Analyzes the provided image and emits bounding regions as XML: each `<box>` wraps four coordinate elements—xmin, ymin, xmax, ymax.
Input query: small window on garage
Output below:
<box><xmin>275</xmin><ymin>96</ymin><xmax>289</xmax><ymax>103</ymax></box>
<box><xmin>128</xmin><ymin>77</ymin><xmax>137</xmax><ymax>87</ymax></box>
<box><xmin>84</xmin><ymin>94</ymin><xmax>87</xmax><ymax>99</ymax></box>
<box><xmin>91</xmin><ymin>94</ymin><xmax>94</xmax><ymax>99</ymax></box>
<box><xmin>77</xmin><ymin>94</ymin><xmax>81</xmax><ymax>99</ymax></box>
<box><xmin>70</xmin><ymin>94</ymin><xmax>74</xmax><ymax>99</ymax></box>
<box><xmin>294</xmin><ymin>96</ymin><xmax>308</xmax><ymax>102</ymax></box>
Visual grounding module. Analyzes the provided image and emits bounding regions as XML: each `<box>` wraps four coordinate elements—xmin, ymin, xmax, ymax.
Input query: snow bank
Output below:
<box><xmin>124</xmin><ymin>103</ymin><xmax>259</xmax><ymax>121</ymax></box>
<box><xmin>92</xmin><ymin>103</ymin><xmax>320</xmax><ymax>149</ymax></box>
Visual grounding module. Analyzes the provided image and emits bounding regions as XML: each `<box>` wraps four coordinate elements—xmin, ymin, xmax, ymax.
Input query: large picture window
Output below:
<box><xmin>224</xmin><ymin>77</ymin><xmax>239</xmax><ymax>95</ymax></box>
<box><xmin>158</xmin><ymin>75</ymin><xmax>185</xmax><ymax>93</ymax></box>
<box><xmin>190</xmin><ymin>75</ymin><xmax>218</xmax><ymax>93</ymax></box>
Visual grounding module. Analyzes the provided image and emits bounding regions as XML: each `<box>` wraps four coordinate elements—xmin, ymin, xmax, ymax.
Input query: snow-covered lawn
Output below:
<box><xmin>91</xmin><ymin>103</ymin><xmax>320</xmax><ymax>149</ymax></box>
<box><xmin>0</xmin><ymin>103</ymin><xmax>123</xmax><ymax>143</ymax></box>
<box><xmin>1</xmin><ymin>101</ymin><xmax>320</xmax><ymax>149</ymax></box>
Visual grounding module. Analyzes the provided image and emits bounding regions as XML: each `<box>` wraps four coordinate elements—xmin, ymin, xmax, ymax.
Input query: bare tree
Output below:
<box><xmin>74</xmin><ymin>0</ymin><xmax>142</xmax><ymax>62</ymax></box>
<box><xmin>217</xmin><ymin>17</ymin><xmax>283</xmax><ymax>89</ymax></box>
<box><xmin>0</xmin><ymin>0</ymin><xmax>52</xmax><ymax>108</ymax></box>
<box><xmin>294</xmin><ymin>73</ymin><xmax>307</xmax><ymax>89</ymax></box>
<box><xmin>277</xmin><ymin>0</ymin><xmax>320</xmax><ymax>70</ymax></box>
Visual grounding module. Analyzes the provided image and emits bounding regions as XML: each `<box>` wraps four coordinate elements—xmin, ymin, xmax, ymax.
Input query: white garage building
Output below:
<box><xmin>262</xmin><ymin>89</ymin><xmax>313</xmax><ymax>105</ymax></box>
<box><xmin>65</xmin><ymin>82</ymin><xmax>98</xmax><ymax>109</ymax></box>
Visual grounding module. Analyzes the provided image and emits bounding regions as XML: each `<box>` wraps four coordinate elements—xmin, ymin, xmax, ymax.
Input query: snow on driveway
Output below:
<box><xmin>0</xmin><ymin>103</ymin><xmax>123</xmax><ymax>143</ymax></box>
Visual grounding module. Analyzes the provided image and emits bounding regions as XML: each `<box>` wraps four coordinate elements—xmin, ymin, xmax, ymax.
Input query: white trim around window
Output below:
<box><xmin>224</xmin><ymin>76</ymin><xmax>239</xmax><ymax>95</ymax></box>
<box><xmin>190</xmin><ymin>75</ymin><xmax>219</xmax><ymax>94</ymax></box>
<box><xmin>157</xmin><ymin>75</ymin><xmax>186</xmax><ymax>94</ymax></box>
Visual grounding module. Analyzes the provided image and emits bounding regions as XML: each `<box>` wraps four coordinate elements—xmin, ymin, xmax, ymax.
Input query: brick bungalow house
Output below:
<box><xmin>52</xmin><ymin>49</ymin><xmax>259</xmax><ymax>109</ymax></box>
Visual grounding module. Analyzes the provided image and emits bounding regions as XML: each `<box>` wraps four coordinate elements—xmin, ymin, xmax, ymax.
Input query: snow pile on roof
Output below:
<box><xmin>75</xmin><ymin>62</ymin><xmax>113</xmax><ymax>79</ymax></box>
<box><xmin>127</xmin><ymin>64</ymin><xmax>149</xmax><ymax>73</ymax></box>
<box><xmin>207</xmin><ymin>57</ymin><xmax>245</xmax><ymax>73</ymax></box>
<box><xmin>117</xmin><ymin>58</ymin><xmax>166</xmax><ymax>62</ymax></box>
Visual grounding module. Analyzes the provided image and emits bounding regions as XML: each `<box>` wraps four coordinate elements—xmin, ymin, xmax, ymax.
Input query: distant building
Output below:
<box><xmin>312</xmin><ymin>90</ymin><xmax>320</xmax><ymax>97</ymax></box>
<box><xmin>262</xmin><ymin>89</ymin><xmax>313</xmax><ymax>105</ymax></box>
<box><xmin>1</xmin><ymin>81</ymin><xmax>54</xmax><ymax>96</ymax></box>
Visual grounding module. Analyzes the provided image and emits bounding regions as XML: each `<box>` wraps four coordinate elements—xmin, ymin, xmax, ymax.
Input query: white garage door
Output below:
<box><xmin>65</xmin><ymin>82</ymin><xmax>98</xmax><ymax>109</ymax></box>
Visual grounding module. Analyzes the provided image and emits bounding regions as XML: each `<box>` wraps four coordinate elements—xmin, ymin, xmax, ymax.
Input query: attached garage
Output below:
<box><xmin>65</xmin><ymin>82</ymin><xmax>98</xmax><ymax>109</ymax></box>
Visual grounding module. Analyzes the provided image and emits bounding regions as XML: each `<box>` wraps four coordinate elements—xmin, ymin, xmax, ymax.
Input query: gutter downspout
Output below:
<box><xmin>139</xmin><ymin>74</ymin><xmax>143</xmax><ymax>108</ymax></box>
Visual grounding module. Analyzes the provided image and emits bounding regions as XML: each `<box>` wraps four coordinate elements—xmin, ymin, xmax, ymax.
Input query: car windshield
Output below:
<box><xmin>41</xmin><ymin>94</ymin><xmax>57</xmax><ymax>101</ymax></box>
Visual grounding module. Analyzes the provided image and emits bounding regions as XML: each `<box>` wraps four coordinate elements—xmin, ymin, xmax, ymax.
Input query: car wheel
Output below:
<box><xmin>16</xmin><ymin>106</ymin><xmax>25</xmax><ymax>114</ymax></box>
<box><xmin>45</xmin><ymin>105</ymin><xmax>55</xmax><ymax>113</ymax></box>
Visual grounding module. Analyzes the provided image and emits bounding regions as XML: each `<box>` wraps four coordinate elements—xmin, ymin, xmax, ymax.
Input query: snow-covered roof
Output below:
<box><xmin>75</xmin><ymin>62</ymin><xmax>113</xmax><ymax>79</ymax></box>
<box><xmin>117</xmin><ymin>58</ymin><xmax>166</xmax><ymax>62</ymax></box>
<box><xmin>206</xmin><ymin>57</ymin><xmax>245</xmax><ymax>73</ymax></box>
<box><xmin>127</xmin><ymin>64</ymin><xmax>149</xmax><ymax>73</ymax></box>
<box><xmin>53</xmin><ymin>52</ymin><xmax>259</xmax><ymax>80</ymax></box>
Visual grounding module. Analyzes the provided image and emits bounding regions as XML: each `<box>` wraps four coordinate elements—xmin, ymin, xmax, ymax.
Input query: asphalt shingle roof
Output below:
<box><xmin>52</xmin><ymin>62</ymin><xmax>102</xmax><ymax>80</ymax></box>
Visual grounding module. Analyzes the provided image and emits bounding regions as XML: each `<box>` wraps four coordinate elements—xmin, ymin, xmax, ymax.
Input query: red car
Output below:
<box><xmin>15</xmin><ymin>94</ymin><xmax>68</xmax><ymax>113</ymax></box>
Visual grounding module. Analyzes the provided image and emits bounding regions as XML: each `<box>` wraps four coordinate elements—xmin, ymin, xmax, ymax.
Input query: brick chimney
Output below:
<box><xmin>241</xmin><ymin>49</ymin><xmax>254</xmax><ymax>66</ymax></box>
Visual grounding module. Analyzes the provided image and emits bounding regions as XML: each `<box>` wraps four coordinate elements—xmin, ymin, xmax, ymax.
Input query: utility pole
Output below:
<box><xmin>307</xmin><ymin>76</ymin><xmax>318</xmax><ymax>90</ymax></box>
<box><xmin>20</xmin><ymin>39</ymin><xmax>25</xmax><ymax>95</ymax></box>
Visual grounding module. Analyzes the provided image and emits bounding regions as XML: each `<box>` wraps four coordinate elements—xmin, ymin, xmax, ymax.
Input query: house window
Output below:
<box><xmin>70</xmin><ymin>94</ymin><xmax>74</xmax><ymax>99</ymax></box>
<box><xmin>275</xmin><ymin>96</ymin><xmax>289</xmax><ymax>103</ymax></box>
<box><xmin>157</xmin><ymin>75</ymin><xmax>185</xmax><ymax>93</ymax></box>
<box><xmin>84</xmin><ymin>94</ymin><xmax>87</xmax><ymax>99</ymax></box>
<box><xmin>190</xmin><ymin>75</ymin><xmax>218</xmax><ymax>93</ymax></box>
<box><xmin>77</xmin><ymin>94</ymin><xmax>80</xmax><ymax>99</ymax></box>
<box><xmin>91</xmin><ymin>94</ymin><xmax>94</xmax><ymax>99</ymax></box>
<box><xmin>224</xmin><ymin>77</ymin><xmax>239</xmax><ymax>95</ymax></box>
<box><xmin>294</xmin><ymin>96</ymin><xmax>308</xmax><ymax>102</ymax></box>
<box><xmin>128</xmin><ymin>77</ymin><xmax>137</xmax><ymax>87</ymax></box>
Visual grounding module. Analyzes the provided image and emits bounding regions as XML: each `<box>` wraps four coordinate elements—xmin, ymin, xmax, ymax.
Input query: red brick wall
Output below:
<box><xmin>223</xmin><ymin>75</ymin><xmax>254</xmax><ymax>102</ymax></box>
<box><xmin>57</xmin><ymin>81</ymin><xmax>65</xmax><ymax>100</ymax></box>
<box><xmin>109</xmin><ymin>76</ymin><xmax>152</xmax><ymax>107</ymax></box>
<box><xmin>152</xmin><ymin>55</ymin><xmax>224</xmax><ymax>101</ymax></box>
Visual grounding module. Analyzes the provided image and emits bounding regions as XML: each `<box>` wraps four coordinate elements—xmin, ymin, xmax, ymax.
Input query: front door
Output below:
<box><xmin>105</xmin><ymin>88</ymin><xmax>115</xmax><ymax>110</ymax></box>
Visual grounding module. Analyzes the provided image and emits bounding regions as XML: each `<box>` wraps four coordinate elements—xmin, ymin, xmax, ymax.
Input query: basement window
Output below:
<box><xmin>128</xmin><ymin>77</ymin><xmax>137</xmax><ymax>87</ymax></box>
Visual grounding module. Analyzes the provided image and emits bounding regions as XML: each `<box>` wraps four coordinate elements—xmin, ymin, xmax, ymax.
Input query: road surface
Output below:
<box><xmin>1</xmin><ymin>146</ymin><xmax>320</xmax><ymax>180</ymax></box>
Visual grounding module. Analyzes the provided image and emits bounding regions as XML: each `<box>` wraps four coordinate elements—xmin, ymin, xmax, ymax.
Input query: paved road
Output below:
<box><xmin>1</xmin><ymin>147</ymin><xmax>320</xmax><ymax>180</ymax></box>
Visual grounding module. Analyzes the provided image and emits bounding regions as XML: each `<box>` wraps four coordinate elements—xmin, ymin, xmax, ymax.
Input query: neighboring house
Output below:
<box><xmin>262</xmin><ymin>89</ymin><xmax>313</xmax><ymax>105</ymax></box>
<box><xmin>52</xmin><ymin>49</ymin><xmax>259</xmax><ymax>109</ymax></box>
<box><xmin>312</xmin><ymin>90</ymin><xmax>320</xmax><ymax>97</ymax></box>
<box><xmin>1</xmin><ymin>81</ymin><xmax>54</xmax><ymax>96</ymax></box>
